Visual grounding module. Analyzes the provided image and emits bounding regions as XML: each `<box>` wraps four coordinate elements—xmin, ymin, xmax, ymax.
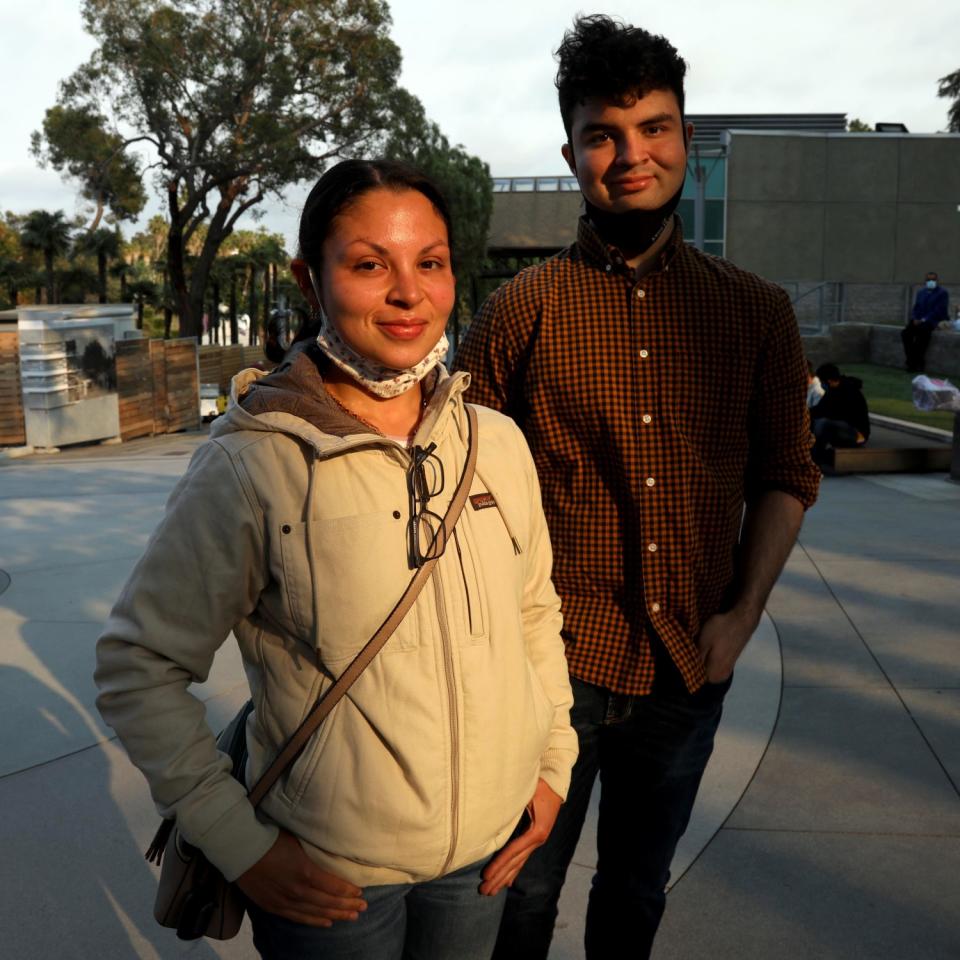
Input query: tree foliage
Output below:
<box><xmin>937</xmin><ymin>68</ymin><xmax>960</xmax><ymax>132</ymax></box>
<box><xmin>384</xmin><ymin>91</ymin><xmax>493</xmax><ymax>329</ymax></box>
<box><xmin>74</xmin><ymin>227</ymin><xmax>123</xmax><ymax>303</ymax></box>
<box><xmin>38</xmin><ymin>0</ymin><xmax>416</xmax><ymax>337</ymax></box>
<box><xmin>846</xmin><ymin>117</ymin><xmax>872</xmax><ymax>133</ymax></box>
<box><xmin>19</xmin><ymin>210</ymin><xmax>74</xmax><ymax>304</ymax></box>
<box><xmin>31</xmin><ymin>105</ymin><xmax>147</xmax><ymax>230</ymax></box>
<box><xmin>0</xmin><ymin>218</ymin><xmax>32</xmax><ymax>308</ymax></box>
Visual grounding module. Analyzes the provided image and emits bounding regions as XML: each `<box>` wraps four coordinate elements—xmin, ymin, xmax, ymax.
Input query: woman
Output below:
<box><xmin>94</xmin><ymin>159</ymin><xmax>577</xmax><ymax>960</ymax></box>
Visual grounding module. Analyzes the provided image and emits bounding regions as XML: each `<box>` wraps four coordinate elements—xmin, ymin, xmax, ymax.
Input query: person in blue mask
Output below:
<box><xmin>902</xmin><ymin>271</ymin><xmax>950</xmax><ymax>372</ymax></box>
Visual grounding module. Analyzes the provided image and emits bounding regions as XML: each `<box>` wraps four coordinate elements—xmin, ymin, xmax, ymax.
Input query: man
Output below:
<box><xmin>902</xmin><ymin>271</ymin><xmax>950</xmax><ymax>372</ymax></box>
<box><xmin>454</xmin><ymin>15</ymin><xmax>820</xmax><ymax>960</ymax></box>
<box><xmin>809</xmin><ymin>362</ymin><xmax>870</xmax><ymax>464</ymax></box>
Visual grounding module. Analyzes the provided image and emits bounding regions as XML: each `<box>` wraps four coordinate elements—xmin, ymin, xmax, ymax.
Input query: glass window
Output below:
<box><xmin>492</xmin><ymin>179</ymin><xmax>512</xmax><ymax>193</ymax></box>
<box><xmin>512</xmin><ymin>178</ymin><xmax>535</xmax><ymax>192</ymax></box>
<box><xmin>677</xmin><ymin>199</ymin><xmax>725</xmax><ymax>247</ymax></box>
<box><xmin>559</xmin><ymin>177</ymin><xmax>580</xmax><ymax>191</ymax></box>
<box><xmin>536</xmin><ymin>178</ymin><xmax>559</xmax><ymax>192</ymax></box>
<box><xmin>704</xmin><ymin>241</ymin><xmax>724</xmax><ymax>257</ymax></box>
<box><xmin>704</xmin><ymin>200</ymin><xmax>724</xmax><ymax>240</ymax></box>
<box><xmin>706</xmin><ymin>158</ymin><xmax>726</xmax><ymax>199</ymax></box>
<box><xmin>682</xmin><ymin>155</ymin><xmax>726</xmax><ymax>200</ymax></box>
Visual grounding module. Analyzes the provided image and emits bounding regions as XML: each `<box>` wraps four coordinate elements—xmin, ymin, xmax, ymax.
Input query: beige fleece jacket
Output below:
<box><xmin>94</xmin><ymin>353</ymin><xmax>576</xmax><ymax>887</ymax></box>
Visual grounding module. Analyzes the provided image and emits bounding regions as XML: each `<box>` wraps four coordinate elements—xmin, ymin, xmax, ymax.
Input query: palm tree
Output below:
<box><xmin>75</xmin><ymin>227</ymin><xmax>122</xmax><ymax>303</ymax></box>
<box><xmin>248</xmin><ymin>234</ymin><xmax>288</xmax><ymax>349</ymax></box>
<box><xmin>20</xmin><ymin>210</ymin><xmax>73</xmax><ymax>304</ymax></box>
<box><xmin>126</xmin><ymin>271</ymin><xmax>158</xmax><ymax>330</ymax></box>
<box><xmin>56</xmin><ymin>263</ymin><xmax>98</xmax><ymax>304</ymax></box>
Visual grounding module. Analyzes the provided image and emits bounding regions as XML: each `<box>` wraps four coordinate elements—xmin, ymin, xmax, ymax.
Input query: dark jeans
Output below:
<box><xmin>811</xmin><ymin>417</ymin><xmax>862</xmax><ymax>462</ymax></box>
<box><xmin>901</xmin><ymin>322</ymin><xmax>934</xmax><ymax>372</ymax></box>
<box><xmin>492</xmin><ymin>663</ymin><xmax>730</xmax><ymax>960</ymax></box>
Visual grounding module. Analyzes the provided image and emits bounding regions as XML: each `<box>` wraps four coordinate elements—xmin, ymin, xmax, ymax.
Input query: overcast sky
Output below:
<box><xmin>2</xmin><ymin>0</ymin><xmax>958</xmax><ymax>251</ymax></box>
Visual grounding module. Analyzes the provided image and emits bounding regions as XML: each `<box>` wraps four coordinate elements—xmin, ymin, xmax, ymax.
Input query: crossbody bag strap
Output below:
<box><xmin>247</xmin><ymin>404</ymin><xmax>479</xmax><ymax>808</ymax></box>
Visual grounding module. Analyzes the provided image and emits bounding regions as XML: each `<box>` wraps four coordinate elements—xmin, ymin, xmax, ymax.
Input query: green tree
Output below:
<box><xmin>384</xmin><ymin>92</ymin><xmax>493</xmax><ymax>345</ymax></box>
<box><xmin>937</xmin><ymin>69</ymin><xmax>960</xmax><ymax>132</ymax></box>
<box><xmin>31</xmin><ymin>105</ymin><xmax>147</xmax><ymax>230</ymax></box>
<box><xmin>846</xmin><ymin>117</ymin><xmax>872</xmax><ymax>132</ymax></box>
<box><xmin>0</xmin><ymin>217</ymin><xmax>27</xmax><ymax>307</ymax></box>
<box><xmin>126</xmin><ymin>263</ymin><xmax>159</xmax><ymax>329</ymax></box>
<box><xmin>74</xmin><ymin>227</ymin><xmax>122</xmax><ymax>303</ymax></box>
<box><xmin>20</xmin><ymin>210</ymin><xmax>73</xmax><ymax>304</ymax></box>
<box><xmin>128</xmin><ymin>215</ymin><xmax>170</xmax><ymax>266</ymax></box>
<box><xmin>39</xmin><ymin>0</ymin><xmax>416</xmax><ymax>339</ymax></box>
<box><xmin>56</xmin><ymin>262</ymin><xmax>99</xmax><ymax>304</ymax></box>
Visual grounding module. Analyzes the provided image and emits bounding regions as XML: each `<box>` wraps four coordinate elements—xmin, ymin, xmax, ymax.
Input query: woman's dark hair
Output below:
<box><xmin>298</xmin><ymin>158</ymin><xmax>454</xmax><ymax>275</ymax></box>
<box><xmin>555</xmin><ymin>15</ymin><xmax>687</xmax><ymax>140</ymax></box>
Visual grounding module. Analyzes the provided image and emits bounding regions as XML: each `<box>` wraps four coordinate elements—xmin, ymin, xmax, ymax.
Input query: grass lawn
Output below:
<box><xmin>841</xmin><ymin>363</ymin><xmax>957</xmax><ymax>432</ymax></box>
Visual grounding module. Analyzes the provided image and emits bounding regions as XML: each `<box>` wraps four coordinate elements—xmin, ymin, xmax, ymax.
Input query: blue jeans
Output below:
<box><xmin>247</xmin><ymin>859</ymin><xmax>506</xmax><ymax>960</ymax></box>
<box><xmin>492</xmin><ymin>665</ymin><xmax>730</xmax><ymax>960</ymax></box>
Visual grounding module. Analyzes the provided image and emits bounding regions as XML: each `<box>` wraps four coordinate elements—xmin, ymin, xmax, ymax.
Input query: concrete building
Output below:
<box><xmin>487</xmin><ymin>115</ymin><xmax>960</xmax><ymax>328</ymax></box>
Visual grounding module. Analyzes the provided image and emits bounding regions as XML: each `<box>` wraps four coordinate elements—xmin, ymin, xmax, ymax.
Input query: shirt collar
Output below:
<box><xmin>576</xmin><ymin>213</ymin><xmax>686</xmax><ymax>277</ymax></box>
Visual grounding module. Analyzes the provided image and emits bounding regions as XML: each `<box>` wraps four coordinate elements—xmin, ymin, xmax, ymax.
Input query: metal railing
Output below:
<box><xmin>492</xmin><ymin>176</ymin><xmax>580</xmax><ymax>193</ymax></box>
<box><xmin>781</xmin><ymin>282</ymin><xmax>844</xmax><ymax>333</ymax></box>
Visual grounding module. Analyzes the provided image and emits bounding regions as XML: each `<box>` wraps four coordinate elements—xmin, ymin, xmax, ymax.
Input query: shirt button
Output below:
<box><xmin>635</xmin><ymin>288</ymin><xmax>646</xmax><ymax>299</ymax></box>
<box><xmin>642</xmin><ymin>414</ymin><xmax>652</xmax><ymax>424</ymax></box>
<box><xmin>639</xmin><ymin>349</ymin><xmax>649</xmax><ymax>359</ymax></box>
<box><xmin>651</xmin><ymin>602</ymin><xmax>661</xmax><ymax>613</ymax></box>
<box><xmin>605</xmin><ymin>264</ymin><xmax>612</xmax><ymax>272</ymax></box>
<box><xmin>645</xmin><ymin>477</ymin><xmax>656</xmax><ymax>487</ymax></box>
<box><xmin>648</xmin><ymin>542</ymin><xmax>658</xmax><ymax>553</ymax></box>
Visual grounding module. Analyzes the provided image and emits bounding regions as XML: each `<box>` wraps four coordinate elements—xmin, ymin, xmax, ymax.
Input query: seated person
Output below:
<box><xmin>901</xmin><ymin>271</ymin><xmax>950</xmax><ymax>373</ymax></box>
<box><xmin>810</xmin><ymin>363</ymin><xmax>870</xmax><ymax>463</ymax></box>
<box><xmin>806</xmin><ymin>359</ymin><xmax>825</xmax><ymax>408</ymax></box>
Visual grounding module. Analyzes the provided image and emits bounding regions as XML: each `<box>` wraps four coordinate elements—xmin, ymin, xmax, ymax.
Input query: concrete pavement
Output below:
<box><xmin>1</xmin><ymin>431</ymin><xmax>958</xmax><ymax>959</ymax></box>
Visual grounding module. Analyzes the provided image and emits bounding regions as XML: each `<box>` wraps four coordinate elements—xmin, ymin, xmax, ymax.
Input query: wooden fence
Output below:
<box><xmin>116</xmin><ymin>338</ymin><xmax>201</xmax><ymax>441</ymax></box>
<box><xmin>198</xmin><ymin>344</ymin><xmax>268</xmax><ymax>394</ymax></box>
<box><xmin>0</xmin><ymin>336</ymin><xmax>266</xmax><ymax>449</ymax></box>
<box><xmin>0</xmin><ymin>330</ymin><xmax>26</xmax><ymax>446</ymax></box>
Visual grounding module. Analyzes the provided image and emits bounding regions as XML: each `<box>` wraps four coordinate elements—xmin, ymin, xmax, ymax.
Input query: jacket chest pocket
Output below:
<box><xmin>276</xmin><ymin>510</ymin><xmax>412</xmax><ymax>664</ymax></box>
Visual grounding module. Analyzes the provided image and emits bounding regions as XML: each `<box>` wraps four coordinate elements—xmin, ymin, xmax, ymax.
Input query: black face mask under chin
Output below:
<box><xmin>585</xmin><ymin>183</ymin><xmax>683</xmax><ymax>260</ymax></box>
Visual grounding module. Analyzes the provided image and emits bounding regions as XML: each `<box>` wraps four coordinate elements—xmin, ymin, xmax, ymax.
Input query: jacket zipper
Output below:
<box><xmin>452</xmin><ymin>528</ymin><xmax>474</xmax><ymax>634</ymax></box>
<box><xmin>432</xmin><ymin>569</ymin><xmax>460</xmax><ymax>876</ymax></box>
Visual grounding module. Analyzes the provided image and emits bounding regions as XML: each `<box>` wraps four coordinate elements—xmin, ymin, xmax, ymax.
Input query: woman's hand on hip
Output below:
<box><xmin>236</xmin><ymin>829</ymin><xmax>367</xmax><ymax>927</ymax></box>
<box><xmin>479</xmin><ymin>778</ymin><xmax>562</xmax><ymax>897</ymax></box>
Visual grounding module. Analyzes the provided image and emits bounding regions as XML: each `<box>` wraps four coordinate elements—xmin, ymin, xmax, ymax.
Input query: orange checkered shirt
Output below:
<box><xmin>453</xmin><ymin>217</ymin><xmax>820</xmax><ymax>695</ymax></box>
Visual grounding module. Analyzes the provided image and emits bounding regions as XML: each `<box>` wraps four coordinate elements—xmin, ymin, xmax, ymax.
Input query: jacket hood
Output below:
<box><xmin>209</xmin><ymin>340</ymin><xmax>470</xmax><ymax>456</ymax></box>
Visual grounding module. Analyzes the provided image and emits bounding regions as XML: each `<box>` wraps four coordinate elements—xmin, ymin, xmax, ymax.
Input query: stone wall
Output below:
<box><xmin>779</xmin><ymin>283</ymin><xmax>957</xmax><ymax>331</ymax></box>
<box><xmin>802</xmin><ymin>323</ymin><xmax>960</xmax><ymax>376</ymax></box>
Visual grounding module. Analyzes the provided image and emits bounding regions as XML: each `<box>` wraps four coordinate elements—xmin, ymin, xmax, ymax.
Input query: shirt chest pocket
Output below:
<box><xmin>276</xmin><ymin>510</ymin><xmax>413</xmax><ymax>664</ymax></box>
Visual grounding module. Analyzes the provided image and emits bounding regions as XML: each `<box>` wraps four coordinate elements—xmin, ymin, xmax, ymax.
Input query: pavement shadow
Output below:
<box><xmin>0</xmin><ymin>449</ymin><xmax>238</xmax><ymax>958</ymax></box>
<box><xmin>0</xmin><ymin>665</ymin><xmax>225</xmax><ymax>959</ymax></box>
<box><xmin>652</xmin><ymin>825</ymin><xmax>960</xmax><ymax>959</ymax></box>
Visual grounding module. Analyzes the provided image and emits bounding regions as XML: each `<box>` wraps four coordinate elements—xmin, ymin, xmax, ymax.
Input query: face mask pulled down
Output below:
<box><xmin>308</xmin><ymin>267</ymin><xmax>448</xmax><ymax>399</ymax></box>
<box><xmin>585</xmin><ymin>183</ymin><xmax>684</xmax><ymax>260</ymax></box>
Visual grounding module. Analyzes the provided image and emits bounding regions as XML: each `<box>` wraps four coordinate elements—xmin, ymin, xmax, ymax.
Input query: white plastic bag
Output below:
<box><xmin>912</xmin><ymin>375</ymin><xmax>960</xmax><ymax>412</ymax></box>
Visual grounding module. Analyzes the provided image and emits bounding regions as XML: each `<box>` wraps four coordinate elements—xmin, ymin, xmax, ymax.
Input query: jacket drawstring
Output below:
<box><xmin>455</xmin><ymin>404</ymin><xmax>523</xmax><ymax>556</ymax></box>
<box><xmin>474</xmin><ymin>464</ymin><xmax>523</xmax><ymax>556</ymax></box>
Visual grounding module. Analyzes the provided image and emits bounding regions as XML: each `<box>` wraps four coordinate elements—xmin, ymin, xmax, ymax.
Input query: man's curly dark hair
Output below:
<box><xmin>555</xmin><ymin>15</ymin><xmax>687</xmax><ymax>140</ymax></box>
